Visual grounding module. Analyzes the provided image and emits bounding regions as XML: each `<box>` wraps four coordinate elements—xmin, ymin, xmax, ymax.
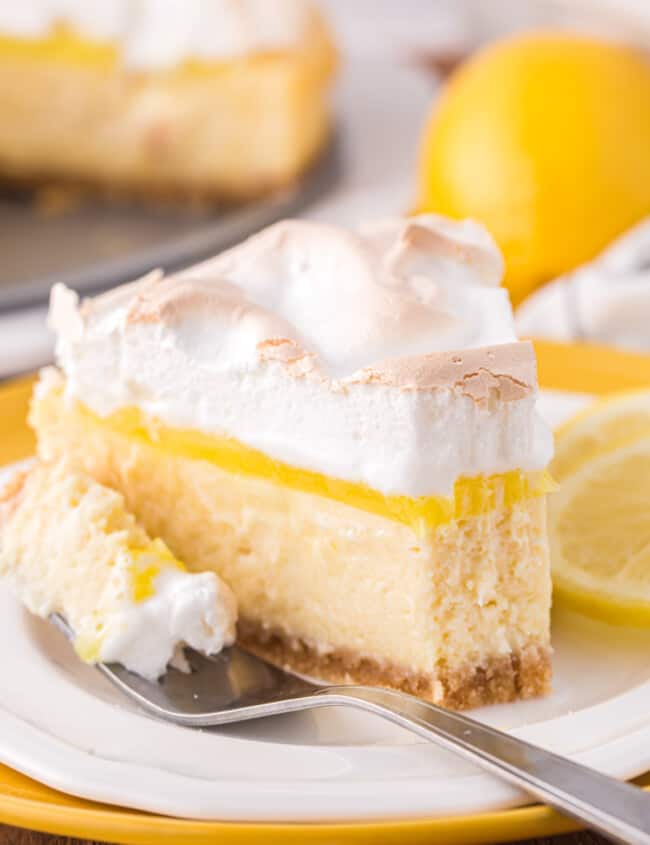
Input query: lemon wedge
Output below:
<box><xmin>549</xmin><ymin>389</ymin><xmax>650</xmax><ymax>626</ymax></box>
<box><xmin>552</xmin><ymin>388</ymin><xmax>650</xmax><ymax>481</ymax></box>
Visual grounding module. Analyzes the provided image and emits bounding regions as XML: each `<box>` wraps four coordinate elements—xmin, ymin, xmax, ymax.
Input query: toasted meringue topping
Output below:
<box><xmin>144</xmin><ymin>214</ymin><xmax>513</xmax><ymax>378</ymax></box>
<box><xmin>361</xmin><ymin>216</ymin><xmax>504</xmax><ymax>287</ymax></box>
<box><xmin>48</xmin><ymin>216</ymin><xmax>553</xmax><ymax>496</ymax></box>
<box><xmin>0</xmin><ymin>0</ymin><xmax>312</xmax><ymax>69</ymax></box>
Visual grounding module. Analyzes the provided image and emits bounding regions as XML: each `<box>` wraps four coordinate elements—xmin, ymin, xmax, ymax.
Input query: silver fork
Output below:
<box><xmin>51</xmin><ymin>616</ymin><xmax>650</xmax><ymax>844</ymax></box>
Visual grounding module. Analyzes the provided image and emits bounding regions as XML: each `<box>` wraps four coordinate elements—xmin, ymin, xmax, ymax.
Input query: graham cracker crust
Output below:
<box><xmin>238</xmin><ymin>619</ymin><xmax>552</xmax><ymax>710</ymax></box>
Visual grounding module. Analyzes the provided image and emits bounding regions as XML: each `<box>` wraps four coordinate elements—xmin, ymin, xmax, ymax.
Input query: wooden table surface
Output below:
<box><xmin>0</xmin><ymin>825</ymin><xmax>615</xmax><ymax>844</ymax></box>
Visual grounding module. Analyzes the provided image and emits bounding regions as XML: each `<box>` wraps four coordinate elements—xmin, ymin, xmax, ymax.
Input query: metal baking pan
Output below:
<box><xmin>0</xmin><ymin>138</ymin><xmax>341</xmax><ymax>312</ymax></box>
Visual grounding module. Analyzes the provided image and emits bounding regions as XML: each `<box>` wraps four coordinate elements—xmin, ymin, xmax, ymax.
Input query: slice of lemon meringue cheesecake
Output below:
<box><xmin>32</xmin><ymin>214</ymin><xmax>554</xmax><ymax>708</ymax></box>
<box><xmin>0</xmin><ymin>0</ymin><xmax>334</xmax><ymax>201</ymax></box>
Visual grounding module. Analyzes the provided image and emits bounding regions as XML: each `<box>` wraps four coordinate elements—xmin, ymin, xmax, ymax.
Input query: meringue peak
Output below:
<box><xmin>173</xmin><ymin>214</ymin><xmax>513</xmax><ymax>377</ymax></box>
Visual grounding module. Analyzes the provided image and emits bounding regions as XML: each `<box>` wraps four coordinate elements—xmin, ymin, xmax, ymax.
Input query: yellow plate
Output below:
<box><xmin>2</xmin><ymin>339</ymin><xmax>650</xmax><ymax>845</ymax></box>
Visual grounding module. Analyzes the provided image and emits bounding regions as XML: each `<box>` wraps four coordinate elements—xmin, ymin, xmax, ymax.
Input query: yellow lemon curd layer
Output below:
<box><xmin>0</xmin><ymin>27</ymin><xmax>115</xmax><ymax>69</ymax></box>
<box><xmin>77</xmin><ymin>399</ymin><xmax>554</xmax><ymax>533</ymax></box>
<box><xmin>0</xmin><ymin>25</ymin><xmax>306</xmax><ymax>74</ymax></box>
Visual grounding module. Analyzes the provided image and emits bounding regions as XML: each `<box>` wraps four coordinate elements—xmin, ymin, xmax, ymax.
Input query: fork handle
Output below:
<box><xmin>318</xmin><ymin>685</ymin><xmax>650</xmax><ymax>845</ymax></box>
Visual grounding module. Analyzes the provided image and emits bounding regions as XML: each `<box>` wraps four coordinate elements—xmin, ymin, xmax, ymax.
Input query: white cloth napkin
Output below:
<box><xmin>516</xmin><ymin>218</ymin><xmax>650</xmax><ymax>353</ymax></box>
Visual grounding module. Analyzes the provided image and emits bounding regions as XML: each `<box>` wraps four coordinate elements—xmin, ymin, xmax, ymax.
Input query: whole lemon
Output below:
<box><xmin>417</xmin><ymin>33</ymin><xmax>650</xmax><ymax>304</ymax></box>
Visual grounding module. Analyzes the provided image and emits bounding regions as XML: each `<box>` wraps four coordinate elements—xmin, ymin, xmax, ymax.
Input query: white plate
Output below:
<box><xmin>3</xmin><ymin>392</ymin><xmax>650</xmax><ymax>822</ymax></box>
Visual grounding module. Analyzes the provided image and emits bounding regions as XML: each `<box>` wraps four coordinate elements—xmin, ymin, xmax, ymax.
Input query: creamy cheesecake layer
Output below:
<box><xmin>0</xmin><ymin>460</ymin><xmax>237</xmax><ymax>679</ymax></box>
<box><xmin>0</xmin><ymin>6</ymin><xmax>334</xmax><ymax>200</ymax></box>
<box><xmin>31</xmin><ymin>378</ymin><xmax>552</xmax><ymax>706</ymax></box>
